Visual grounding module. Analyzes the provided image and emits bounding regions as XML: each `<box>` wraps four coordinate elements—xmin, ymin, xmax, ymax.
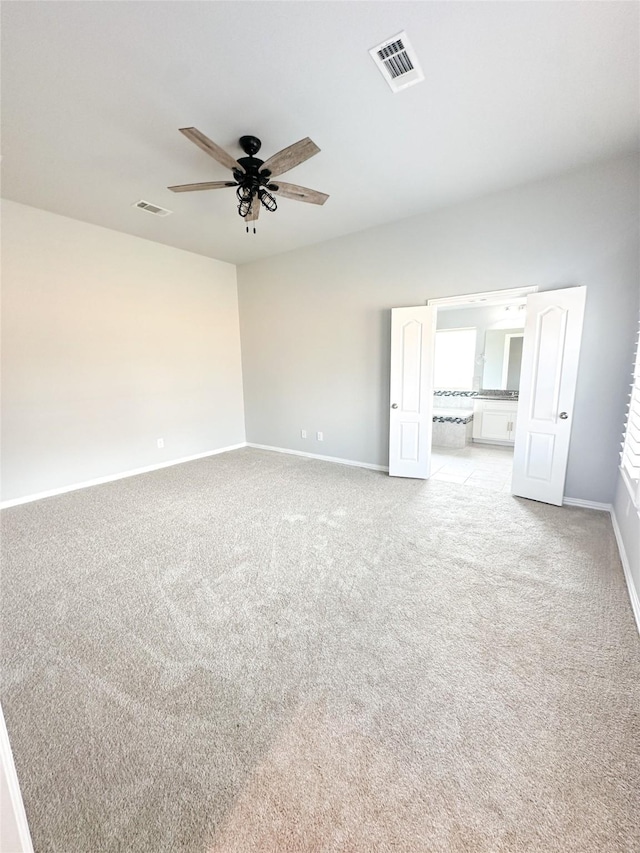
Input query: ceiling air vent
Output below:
<box><xmin>133</xmin><ymin>200</ymin><xmax>172</xmax><ymax>217</ymax></box>
<box><xmin>369</xmin><ymin>31</ymin><xmax>424</xmax><ymax>93</ymax></box>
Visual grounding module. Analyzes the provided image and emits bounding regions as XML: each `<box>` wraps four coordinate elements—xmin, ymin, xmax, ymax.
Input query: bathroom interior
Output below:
<box><xmin>430</xmin><ymin>296</ymin><xmax>526</xmax><ymax>491</ymax></box>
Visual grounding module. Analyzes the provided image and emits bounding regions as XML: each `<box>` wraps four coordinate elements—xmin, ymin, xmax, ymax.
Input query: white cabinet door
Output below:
<box><xmin>480</xmin><ymin>408</ymin><xmax>512</xmax><ymax>441</ymax></box>
<box><xmin>511</xmin><ymin>286</ymin><xmax>586</xmax><ymax>505</ymax></box>
<box><xmin>389</xmin><ymin>307</ymin><xmax>436</xmax><ymax>479</ymax></box>
<box><xmin>473</xmin><ymin>401</ymin><xmax>518</xmax><ymax>443</ymax></box>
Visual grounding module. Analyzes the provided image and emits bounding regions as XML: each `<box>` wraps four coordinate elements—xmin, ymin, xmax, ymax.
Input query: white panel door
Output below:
<box><xmin>511</xmin><ymin>286</ymin><xmax>586</xmax><ymax>505</ymax></box>
<box><xmin>389</xmin><ymin>307</ymin><xmax>436</xmax><ymax>479</ymax></box>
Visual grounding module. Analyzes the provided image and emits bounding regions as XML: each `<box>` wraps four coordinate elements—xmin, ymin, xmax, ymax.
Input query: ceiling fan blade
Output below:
<box><xmin>167</xmin><ymin>181</ymin><xmax>236</xmax><ymax>193</ymax></box>
<box><xmin>270</xmin><ymin>181</ymin><xmax>329</xmax><ymax>205</ymax></box>
<box><xmin>261</xmin><ymin>137</ymin><xmax>320</xmax><ymax>177</ymax></box>
<box><xmin>179</xmin><ymin>127</ymin><xmax>244</xmax><ymax>173</ymax></box>
<box><xmin>245</xmin><ymin>195</ymin><xmax>261</xmax><ymax>222</ymax></box>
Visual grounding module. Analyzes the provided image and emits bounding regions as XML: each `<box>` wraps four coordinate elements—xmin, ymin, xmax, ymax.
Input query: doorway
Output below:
<box><xmin>388</xmin><ymin>285</ymin><xmax>587</xmax><ymax>505</ymax></box>
<box><xmin>429</xmin><ymin>291</ymin><xmax>529</xmax><ymax>493</ymax></box>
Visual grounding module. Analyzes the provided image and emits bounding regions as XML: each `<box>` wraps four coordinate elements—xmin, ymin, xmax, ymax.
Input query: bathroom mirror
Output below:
<box><xmin>482</xmin><ymin>328</ymin><xmax>524</xmax><ymax>391</ymax></box>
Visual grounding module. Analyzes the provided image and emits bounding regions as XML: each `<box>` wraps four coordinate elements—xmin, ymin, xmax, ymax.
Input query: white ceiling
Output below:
<box><xmin>2</xmin><ymin>1</ymin><xmax>638</xmax><ymax>266</ymax></box>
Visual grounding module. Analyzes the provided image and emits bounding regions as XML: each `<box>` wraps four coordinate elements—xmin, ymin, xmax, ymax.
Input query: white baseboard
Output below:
<box><xmin>610</xmin><ymin>508</ymin><xmax>640</xmax><ymax>634</ymax></box>
<box><xmin>562</xmin><ymin>497</ymin><xmax>613</xmax><ymax>512</ymax></box>
<box><xmin>0</xmin><ymin>443</ymin><xmax>247</xmax><ymax>509</ymax></box>
<box><xmin>247</xmin><ymin>443</ymin><xmax>389</xmax><ymax>472</ymax></box>
<box><xmin>0</xmin><ymin>704</ymin><xmax>34</xmax><ymax>853</ymax></box>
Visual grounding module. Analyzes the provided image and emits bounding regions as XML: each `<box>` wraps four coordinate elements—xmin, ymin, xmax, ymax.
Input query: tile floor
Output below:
<box><xmin>430</xmin><ymin>442</ymin><xmax>514</xmax><ymax>492</ymax></box>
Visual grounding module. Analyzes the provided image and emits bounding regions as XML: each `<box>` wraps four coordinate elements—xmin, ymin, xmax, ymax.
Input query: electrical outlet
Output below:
<box><xmin>157</xmin><ymin>438</ymin><xmax>164</xmax><ymax>449</ymax></box>
<box><xmin>301</xmin><ymin>429</ymin><xmax>307</xmax><ymax>439</ymax></box>
<box><xmin>317</xmin><ymin>431</ymin><xmax>323</xmax><ymax>441</ymax></box>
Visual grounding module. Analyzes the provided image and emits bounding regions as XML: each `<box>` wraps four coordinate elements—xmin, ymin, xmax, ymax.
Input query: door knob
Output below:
<box><xmin>559</xmin><ymin>411</ymin><xmax>568</xmax><ymax>420</ymax></box>
<box><xmin>391</xmin><ymin>403</ymin><xmax>398</xmax><ymax>409</ymax></box>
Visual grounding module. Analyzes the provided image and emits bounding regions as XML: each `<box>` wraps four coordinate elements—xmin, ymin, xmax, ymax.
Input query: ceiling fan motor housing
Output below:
<box><xmin>234</xmin><ymin>158</ymin><xmax>269</xmax><ymax>188</ymax></box>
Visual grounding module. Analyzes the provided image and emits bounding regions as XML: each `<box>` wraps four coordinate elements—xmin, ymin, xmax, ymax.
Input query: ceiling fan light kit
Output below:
<box><xmin>168</xmin><ymin>129</ymin><xmax>329</xmax><ymax>234</ymax></box>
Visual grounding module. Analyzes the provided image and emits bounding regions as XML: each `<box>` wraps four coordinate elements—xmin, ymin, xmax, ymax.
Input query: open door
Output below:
<box><xmin>389</xmin><ymin>306</ymin><xmax>436</xmax><ymax>479</ymax></box>
<box><xmin>511</xmin><ymin>286</ymin><xmax>586</xmax><ymax>505</ymax></box>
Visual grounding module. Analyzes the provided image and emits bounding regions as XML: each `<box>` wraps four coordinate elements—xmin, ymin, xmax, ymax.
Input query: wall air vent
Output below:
<box><xmin>133</xmin><ymin>200</ymin><xmax>172</xmax><ymax>217</ymax></box>
<box><xmin>369</xmin><ymin>32</ymin><xmax>424</xmax><ymax>93</ymax></box>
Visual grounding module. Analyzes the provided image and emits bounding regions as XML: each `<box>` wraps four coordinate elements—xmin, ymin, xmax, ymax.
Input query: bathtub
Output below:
<box><xmin>432</xmin><ymin>407</ymin><xmax>474</xmax><ymax>449</ymax></box>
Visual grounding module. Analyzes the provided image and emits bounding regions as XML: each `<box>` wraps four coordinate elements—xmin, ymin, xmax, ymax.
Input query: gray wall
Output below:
<box><xmin>1</xmin><ymin>200</ymin><xmax>246</xmax><ymax>501</ymax></box>
<box><xmin>237</xmin><ymin>154</ymin><xmax>640</xmax><ymax>503</ymax></box>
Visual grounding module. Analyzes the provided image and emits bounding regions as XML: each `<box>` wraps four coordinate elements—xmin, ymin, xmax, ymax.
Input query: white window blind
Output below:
<box><xmin>434</xmin><ymin>328</ymin><xmax>476</xmax><ymax>390</ymax></box>
<box><xmin>620</xmin><ymin>318</ymin><xmax>640</xmax><ymax>507</ymax></box>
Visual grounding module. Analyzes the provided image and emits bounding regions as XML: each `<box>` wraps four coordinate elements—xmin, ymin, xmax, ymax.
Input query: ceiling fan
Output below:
<box><xmin>168</xmin><ymin>128</ymin><xmax>329</xmax><ymax>232</ymax></box>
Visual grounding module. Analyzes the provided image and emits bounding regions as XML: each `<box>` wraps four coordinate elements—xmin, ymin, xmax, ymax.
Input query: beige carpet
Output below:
<box><xmin>1</xmin><ymin>447</ymin><xmax>638</xmax><ymax>852</ymax></box>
